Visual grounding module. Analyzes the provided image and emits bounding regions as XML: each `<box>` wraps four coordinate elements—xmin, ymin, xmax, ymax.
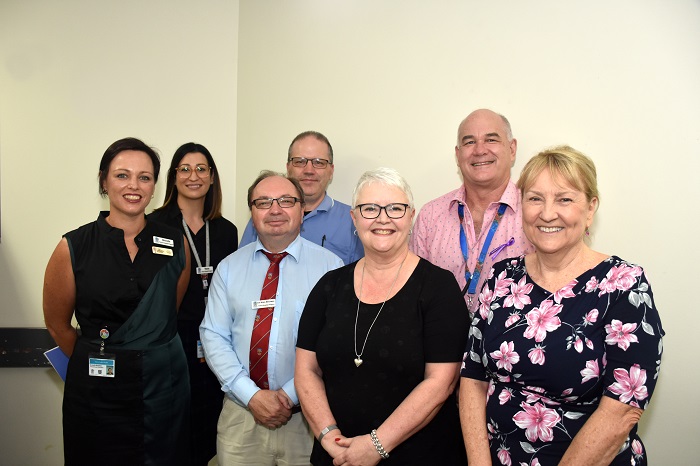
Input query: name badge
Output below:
<box><xmin>153</xmin><ymin>236</ymin><xmax>174</xmax><ymax>247</ymax></box>
<box><xmin>252</xmin><ymin>299</ymin><xmax>275</xmax><ymax>309</ymax></box>
<box><xmin>152</xmin><ymin>246</ymin><xmax>173</xmax><ymax>256</ymax></box>
<box><xmin>89</xmin><ymin>356</ymin><xmax>116</xmax><ymax>378</ymax></box>
<box><xmin>197</xmin><ymin>266</ymin><xmax>214</xmax><ymax>275</ymax></box>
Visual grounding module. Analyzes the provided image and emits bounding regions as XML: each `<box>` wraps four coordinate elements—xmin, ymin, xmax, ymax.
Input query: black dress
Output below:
<box><xmin>148</xmin><ymin>203</ymin><xmax>238</xmax><ymax>466</ymax></box>
<box><xmin>297</xmin><ymin>258</ymin><xmax>470</xmax><ymax>466</ymax></box>
<box><xmin>62</xmin><ymin>212</ymin><xmax>189</xmax><ymax>466</ymax></box>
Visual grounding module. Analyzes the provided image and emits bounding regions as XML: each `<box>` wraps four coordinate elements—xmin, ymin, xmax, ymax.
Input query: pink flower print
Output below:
<box><xmin>494</xmin><ymin>270</ymin><xmax>514</xmax><ymax>298</ymax></box>
<box><xmin>580</xmin><ymin>360</ymin><xmax>600</xmax><ymax>383</ymax></box>
<box><xmin>632</xmin><ymin>439</ymin><xmax>644</xmax><ymax>457</ymax></box>
<box><xmin>553</xmin><ymin>279</ymin><xmax>577</xmax><ymax>303</ymax></box>
<box><xmin>608</xmin><ymin>364</ymin><xmax>648</xmax><ymax>403</ymax></box>
<box><xmin>478</xmin><ymin>286</ymin><xmax>495</xmax><ymax>320</ymax></box>
<box><xmin>598</xmin><ymin>264</ymin><xmax>643</xmax><ymax>295</ymax></box>
<box><xmin>491</xmin><ymin>341</ymin><xmax>520</xmax><ymax>371</ymax></box>
<box><xmin>585</xmin><ymin>338</ymin><xmax>594</xmax><ymax>350</ymax></box>
<box><xmin>585</xmin><ymin>276</ymin><xmax>598</xmax><ymax>293</ymax></box>
<box><xmin>504</xmin><ymin>276</ymin><xmax>534</xmax><ymax>310</ymax></box>
<box><xmin>496</xmin><ymin>374</ymin><xmax>511</xmax><ymax>383</ymax></box>
<box><xmin>573</xmin><ymin>337</ymin><xmax>584</xmax><ymax>353</ymax></box>
<box><xmin>523</xmin><ymin>300</ymin><xmax>562</xmax><ymax>342</ymax></box>
<box><xmin>505</xmin><ymin>312</ymin><xmax>521</xmax><ymax>327</ymax></box>
<box><xmin>488</xmin><ymin>380</ymin><xmax>496</xmax><ymax>398</ymax></box>
<box><xmin>528</xmin><ymin>345</ymin><xmax>546</xmax><ymax>365</ymax></box>
<box><xmin>513</xmin><ymin>402</ymin><xmax>561</xmax><ymax>442</ymax></box>
<box><xmin>584</xmin><ymin>309</ymin><xmax>599</xmax><ymax>325</ymax></box>
<box><xmin>497</xmin><ymin>447</ymin><xmax>512</xmax><ymax>466</ymax></box>
<box><xmin>498</xmin><ymin>389</ymin><xmax>512</xmax><ymax>405</ymax></box>
<box><xmin>605</xmin><ymin>320</ymin><xmax>639</xmax><ymax>350</ymax></box>
<box><xmin>523</xmin><ymin>386</ymin><xmax>558</xmax><ymax>405</ymax></box>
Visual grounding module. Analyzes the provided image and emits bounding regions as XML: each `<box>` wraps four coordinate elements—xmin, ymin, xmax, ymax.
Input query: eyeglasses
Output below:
<box><xmin>355</xmin><ymin>203</ymin><xmax>410</xmax><ymax>219</ymax></box>
<box><xmin>175</xmin><ymin>164</ymin><xmax>211</xmax><ymax>178</ymax></box>
<box><xmin>288</xmin><ymin>157</ymin><xmax>331</xmax><ymax>169</ymax></box>
<box><xmin>251</xmin><ymin>196</ymin><xmax>301</xmax><ymax>209</ymax></box>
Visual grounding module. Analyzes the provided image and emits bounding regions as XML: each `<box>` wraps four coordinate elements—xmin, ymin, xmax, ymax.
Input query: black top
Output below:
<box><xmin>149</xmin><ymin>202</ymin><xmax>238</xmax><ymax>322</ymax></box>
<box><xmin>62</xmin><ymin>211</ymin><xmax>189</xmax><ymax>464</ymax></box>
<box><xmin>297</xmin><ymin>258</ymin><xmax>470</xmax><ymax>465</ymax></box>
<box><xmin>66</xmin><ymin>211</ymin><xmax>186</xmax><ymax>340</ymax></box>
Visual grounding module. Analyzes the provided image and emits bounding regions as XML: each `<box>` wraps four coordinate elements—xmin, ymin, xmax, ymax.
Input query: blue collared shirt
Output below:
<box><xmin>240</xmin><ymin>193</ymin><xmax>364</xmax><ymax>265</ymax></box>
<box><xmin>200</xmin><ymin>235</ymin><xmax>343</xmax><ymax>407</ymax></box>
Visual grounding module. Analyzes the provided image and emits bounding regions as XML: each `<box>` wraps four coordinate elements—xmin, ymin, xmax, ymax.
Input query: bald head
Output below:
<box><xmin>457</xmin><ymin>109</ymin><xmax>513</xmax><ymax>145</ymax></box>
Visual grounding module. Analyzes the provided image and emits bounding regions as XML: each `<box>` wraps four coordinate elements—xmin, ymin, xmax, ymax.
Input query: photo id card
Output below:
<box><xmin>88</xmin><ymin>353</ymin><xmax>116</xmax><ymax>378</ymax></box>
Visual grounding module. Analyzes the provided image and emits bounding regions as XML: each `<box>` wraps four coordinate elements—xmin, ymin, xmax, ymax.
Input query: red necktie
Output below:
<box><xmin>249</xmin><ymin>251</ymin><xmax>288</xmax><ymax>390</ymax></box>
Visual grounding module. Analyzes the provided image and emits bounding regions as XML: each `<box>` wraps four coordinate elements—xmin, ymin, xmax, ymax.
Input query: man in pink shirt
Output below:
<box><xmin>410</xmin><ymin>109</ymin><xmax>534</xmax><ymax>313</ymax></box>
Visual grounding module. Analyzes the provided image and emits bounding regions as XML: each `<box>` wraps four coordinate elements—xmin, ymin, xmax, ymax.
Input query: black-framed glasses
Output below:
<box><xmin>251</xmin><ymin>196</ymin><xmax>301</xmax><ymax>209</ymax></box>
<box><xmin>175</xmin><ymin>164</ymin><xmax>211</xmax><ymax>178</ymax></box>
<box><xmin>288</xmin><ymin>157</ymin><xmax>331</xmax><ymax>169</ymax></box>
<box><xmin>355</xmin><ymin>203</ymin><xmax>410</xmax><ymax>219</ymax></box>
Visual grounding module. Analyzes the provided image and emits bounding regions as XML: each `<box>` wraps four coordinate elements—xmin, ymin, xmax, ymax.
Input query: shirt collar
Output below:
<box><xmin>313</xmin><ymin>192</ymin><xmax>333</xmax><ymax>213</ymax></box>
<box><xmin>254</xmin><ymin>234</ymin><xmax>302</xmax><ymax>263</ymax></box>
<box><xmin>449</xmin><ymin>180</ymin><xmax>520</xmax><ymax>212</ymax></box>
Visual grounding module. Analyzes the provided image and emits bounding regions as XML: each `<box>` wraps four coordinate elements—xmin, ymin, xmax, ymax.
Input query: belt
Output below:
<box><xmin>291</xmin><ymin>406</ymin><xmax>302</xmax><ymax>415</ymax></box>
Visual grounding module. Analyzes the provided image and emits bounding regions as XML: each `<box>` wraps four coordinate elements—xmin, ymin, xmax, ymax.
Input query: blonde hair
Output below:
<box><xmin>518</xmin><ymin>145</ymin><xmax>599</xmax><ymax>204</ymax></box>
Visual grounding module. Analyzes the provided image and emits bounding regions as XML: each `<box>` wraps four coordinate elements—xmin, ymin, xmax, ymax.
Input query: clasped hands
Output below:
<box><xmin>326</xmin><ymin>433</ymin><xmax>381</xmax><ymax>466</ymax></box>
<box><xmin>248</xmin><ymin>389</ymin><xmax>294</xmax><ymax>429</ymax></box>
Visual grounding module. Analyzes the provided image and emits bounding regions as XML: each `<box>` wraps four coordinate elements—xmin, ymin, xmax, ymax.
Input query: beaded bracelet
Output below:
<box><xmin>318</xmin><ymin>424</ymin><xmax>339</xmax><ymax>443</ymax></box>
<box><xmin>370</xmin><ymin>429</ymin><xmax>389</xmax><ymax>459</ymax></box>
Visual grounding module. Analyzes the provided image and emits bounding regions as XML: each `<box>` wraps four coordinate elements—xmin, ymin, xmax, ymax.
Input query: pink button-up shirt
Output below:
<box><xmin>410</xmin><ymin>181</ymin><xmax>534</xmax><ymax>312</ymax></box>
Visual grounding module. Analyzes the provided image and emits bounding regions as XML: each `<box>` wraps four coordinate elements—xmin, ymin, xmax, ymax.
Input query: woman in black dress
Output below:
<box><xmin>149</xmin><ymin>142</ymin><xmax>238</xmax><ymax>465</ymax></box>
<box><xmin>296</xmin><ymin>167</ymin><xmax>469</xmax><ymax>465</ymax></box>
<box><xmin>43</xmin><ymin>137</ymin><xmax>191</xmax><ymax>465</ymax></box>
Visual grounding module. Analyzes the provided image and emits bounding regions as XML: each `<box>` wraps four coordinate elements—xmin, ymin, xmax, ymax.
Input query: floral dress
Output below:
<box><xmin>461</xmin><ymin>256</ymin><xmax>664</xmax><ymax>466</ymax></box>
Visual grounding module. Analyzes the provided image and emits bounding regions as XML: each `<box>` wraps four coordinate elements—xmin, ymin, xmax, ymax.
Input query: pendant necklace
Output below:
<box><xmin>353</xmin><ymin>252</ymin><xmax>408</xmax><ymax>367</ymax></box>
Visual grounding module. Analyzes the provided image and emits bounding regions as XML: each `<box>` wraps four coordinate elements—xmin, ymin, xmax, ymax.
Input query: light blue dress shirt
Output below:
<box><xmin>200</xmin><ymin>235</ymin><xmax>343</xmax><ymax>408</ymax></box>
<box><xmin>240</xmin><ymin>193</ymin><xmax>364</xmax><ymax>265</ymax></box>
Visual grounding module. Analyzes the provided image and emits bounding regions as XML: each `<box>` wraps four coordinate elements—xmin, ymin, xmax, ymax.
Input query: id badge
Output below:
<box><xmin>88</xmin><ymin>352</ymin><xmax>116</xmax><ymax>378</ymax></box>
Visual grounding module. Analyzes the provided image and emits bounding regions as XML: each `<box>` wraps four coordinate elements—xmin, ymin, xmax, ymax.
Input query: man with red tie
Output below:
<box><xmin>201</xmin><ymin>171</ymin><xmax>343</xmax><ymax>465</ymax></box>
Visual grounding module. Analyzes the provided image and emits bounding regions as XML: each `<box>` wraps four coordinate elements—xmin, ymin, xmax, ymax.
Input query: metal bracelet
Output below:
<box><xmin>318</xmin><ymin>424</ymin><xmax>339</xmax><ymax>443</ymax></box>
<box><xmin>370</xmin><ymin>429</ymin><xmax>389</xmax><ymax>459</ymax></box>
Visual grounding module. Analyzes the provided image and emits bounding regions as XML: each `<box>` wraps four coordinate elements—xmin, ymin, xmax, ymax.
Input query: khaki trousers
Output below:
<box><xmin>216</xmin><ymin>397</ymin><xmax>313</xmax><ymax>466</ymax></box>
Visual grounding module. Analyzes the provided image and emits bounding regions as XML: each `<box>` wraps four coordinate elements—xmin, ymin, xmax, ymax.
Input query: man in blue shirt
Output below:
<box><xmin>239</xmin><ymin>131</ymin><xmax>364</xmax><ymax>265</ymax></box>
<box><xmin>201</xmin><ymin>171</ymin><xmax>343</xmax><ymax>465</ymax></box>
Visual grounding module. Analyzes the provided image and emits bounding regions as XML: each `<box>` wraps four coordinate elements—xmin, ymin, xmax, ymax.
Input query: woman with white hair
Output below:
<box><xmin>296</xmin><ymin>167</ymin><xmax>469</xmax><ymax>465</ymax></box>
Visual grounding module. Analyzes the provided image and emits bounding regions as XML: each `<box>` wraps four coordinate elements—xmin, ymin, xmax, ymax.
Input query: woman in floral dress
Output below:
<box><xmin>459</xmin><ymin>145</ymin><xmax>663</xmax><ymax>466</ymax></box>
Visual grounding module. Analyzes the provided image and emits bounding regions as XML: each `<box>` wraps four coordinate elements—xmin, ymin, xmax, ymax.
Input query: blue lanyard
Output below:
<box><xmin>458</xmin><ymin>203</ymin><xmax>508</xmax><ymax>296</ymax></box>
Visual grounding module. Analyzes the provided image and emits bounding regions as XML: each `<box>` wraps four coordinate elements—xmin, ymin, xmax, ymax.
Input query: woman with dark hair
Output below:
<box><xmin>149</xmin><ymin>142</ymin><xmax>238</xmax><ymax>465</ymax></box>
<box><xmin>43</xmin><ymin>137</ymin><xmax>191</xmax><ymax>465</ymax></box>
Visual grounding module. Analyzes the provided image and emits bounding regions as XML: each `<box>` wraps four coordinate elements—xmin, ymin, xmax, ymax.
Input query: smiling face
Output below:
<box><xmin>522</xmin><ymin>169</ymin><xmax>597</xmax><ymax>257</ymax></box>
<box><xmin>250</xmin><ymin>175</ymin><xmax>304</xmax><ymax>251</ymax></box>
<box><xmin>455</xmin><ymin>109</ymin><xmax>516</xmax><ymax>191</ymax></box>
<box><xmin>351</xmin><ymin>182</ymin><xmax>415</xmax><ymax>257</ymax></box>
<box><xmin>102</xmin><ymin>150</ymin><xmax>156</xmax><ymax>219</ymax></box>
<box><xmin>174</xmin><ymin>152</ymin><xmax>213</xmax><ymax>202</ymax></box>
<box><xmin>286</xmin><ymin>136</ymin><xmax>334</xmax><ymax>210</ymax></box>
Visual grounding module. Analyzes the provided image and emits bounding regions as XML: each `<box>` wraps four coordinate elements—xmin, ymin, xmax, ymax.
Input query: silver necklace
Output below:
<box><xmin>353</xmin><ymin>253</ymin><xmax>408</xmax><ymax>367</ymax></box>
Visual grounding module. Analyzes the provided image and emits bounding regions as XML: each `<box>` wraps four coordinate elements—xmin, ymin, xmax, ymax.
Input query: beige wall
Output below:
<box><xmin>0</xmin><ymin>1</ymin><xmax>239</xmax><ymax>463</ymax></box>
<box><xmin>236</xmin><ymin>1</ymin><xmax>698</xmax><ymax>464</ymax></box>
<box><xmin>1</xmin><ymin>0</ymin><xmax>697</xmax><ymax>464</ymax></box>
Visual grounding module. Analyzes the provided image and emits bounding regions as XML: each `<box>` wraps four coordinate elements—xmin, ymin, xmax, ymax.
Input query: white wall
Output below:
<box><xmin>235</xmin><ymin>1</ymin><xmax>699</xmax><ymax>464</ymax></box>
<box><xmin>0</xmin><ymin>1</ymin><xmax>239</xmax><ymax>464</ymax></box>
<box><xmin>1</xmin><ymin>0</ymin><xmax>698</xmax><ymax>464</ymax></box>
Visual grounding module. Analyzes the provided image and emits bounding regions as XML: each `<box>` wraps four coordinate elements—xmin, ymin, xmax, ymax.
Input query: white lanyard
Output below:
<box><xmin>182</xmin><ymin>218</ymin><xmax>211</xmax><ymax>289</ymax></box>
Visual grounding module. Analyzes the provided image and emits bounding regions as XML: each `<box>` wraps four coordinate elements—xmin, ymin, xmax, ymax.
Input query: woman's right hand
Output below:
<box><xmin>331</xmin><ymin>434</ymin><xmax>381</xmax><ymax>466</ymax></box>
<box><xmin>322</xmin><ymin>433</ymin><xmax>348</xmax><ymax>459</ymax></box>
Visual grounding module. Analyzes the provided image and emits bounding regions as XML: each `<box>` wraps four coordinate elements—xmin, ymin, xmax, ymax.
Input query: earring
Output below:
<box><xmin>353</xmin><ymin>229</ymin><xmax>358</xmax><ymax>236</ymax></box>
<box><xmin>409</xmin><ymin>228</ymin><xmax>413</xmax><ymax>236</ymax></box>
<box><xmin>585</xmin><ymin>227</ymin><xmax>590</xmax><ymax>237</ymax></box>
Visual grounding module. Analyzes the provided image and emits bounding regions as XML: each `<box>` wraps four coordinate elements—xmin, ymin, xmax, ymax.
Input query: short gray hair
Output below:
<box><xmin>352</xmin><ymin>167</ymin><xmax>414</xmax><ymax>208</ymax></box>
